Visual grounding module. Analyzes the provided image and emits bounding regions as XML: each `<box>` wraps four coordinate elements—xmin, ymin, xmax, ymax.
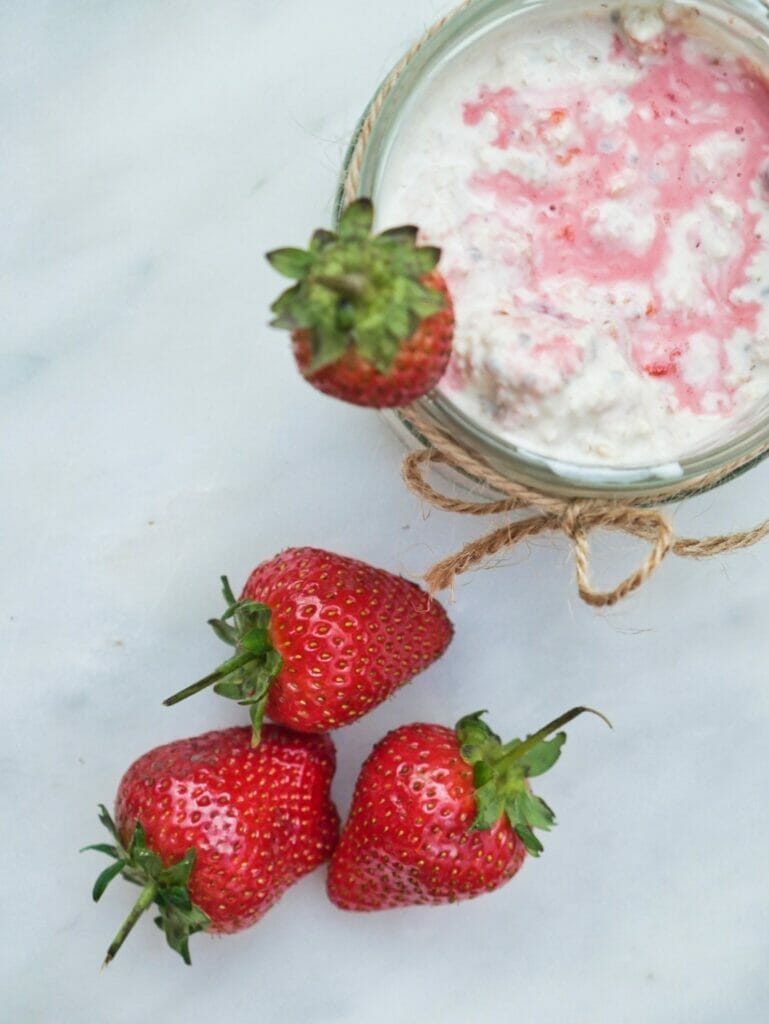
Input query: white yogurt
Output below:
<box><xmin>377</xmin><ymin>3</ymin><xmax>769</xmax><ymax>466</ymax></box>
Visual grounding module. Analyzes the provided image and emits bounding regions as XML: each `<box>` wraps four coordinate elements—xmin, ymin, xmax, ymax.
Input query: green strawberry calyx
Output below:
<box><xmin>82</xmin><ymin>804</ymin><xmax>210</xmax><ymax>966</ymax></box>
<box><xmin>456</xmin><ymin>707</ymin><xmax>612</xmax><ymax>857</ymax></box>
<box><xmin>162</xmin><ymin>577</ymin><xmax>282</xmax><ymax>746</ymax></box>
<box><xmin>266</xmin><ymin>198</ymin><xmax>445</xmax><ymax>374</ymax></box>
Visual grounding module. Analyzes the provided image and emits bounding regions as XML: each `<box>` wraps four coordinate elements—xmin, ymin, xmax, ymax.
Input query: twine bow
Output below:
<box><xmin>400</xmin><ymin>407</ymin><xmax>769</xmax><ymax>608</ymax></box>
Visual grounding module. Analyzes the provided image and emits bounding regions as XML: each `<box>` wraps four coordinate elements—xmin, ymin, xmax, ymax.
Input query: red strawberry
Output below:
<box><xmin>327</xmin><ymin>707</ymin><xmax>609</xmax><ymax>911</ymax></box>
<box><xmin>163</xmin><ymin>548</ymin><xmax>453</xmax><ymax>744</ymax></box>
<box><xmin>84</xmin><ymin>725</ymin><xmax>339</xmax><ymax>964</ymax></box>
<box><xmin>266</xmin><ymin>198</ymin><xmax>455</xmax><ymax>408</ymax></box>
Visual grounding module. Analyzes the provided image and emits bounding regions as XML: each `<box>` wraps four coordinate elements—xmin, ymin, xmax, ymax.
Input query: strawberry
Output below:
<box><xmin>163</xmin><ymin>547</ymin><xmax>453</xmax><ymax>744</ymax></box>
<box><xmin>83</xmin><ymin>725</ymin><xmax>339</xmax><ymax>965</ymax></box>
<box><xmin>266</xmin><ymin>198</ymin><xmax>455</xmax><ymax>408</ymax></box>
<box><xmin>327</xmin><ymin>707</ymin><xmax>609</xmax><ymax>911</ymax></box>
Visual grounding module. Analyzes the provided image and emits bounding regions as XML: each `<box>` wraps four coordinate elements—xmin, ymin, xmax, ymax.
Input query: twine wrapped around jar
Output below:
<box><xmin>342</xmin><ymin>0</ymin><xmax>769</xmax><ymax>607</ymax></box>
<box><xmin>398</xmin><ymin>404</ymin><xmax>769</xmax><ymax>607</ymax></box>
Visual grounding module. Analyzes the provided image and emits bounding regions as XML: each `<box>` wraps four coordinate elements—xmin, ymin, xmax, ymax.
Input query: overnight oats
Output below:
<box><xmin>365</xmin><ymin>0</ymin><xmax>769</xmax><ymax>480</ymax></box>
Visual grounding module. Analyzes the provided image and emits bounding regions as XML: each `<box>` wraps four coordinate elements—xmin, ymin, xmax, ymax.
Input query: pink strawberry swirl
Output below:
<box><xmin>432</xmin><ymin>23</ymin><xmax>769</xmax><ymax>459</ymax></box>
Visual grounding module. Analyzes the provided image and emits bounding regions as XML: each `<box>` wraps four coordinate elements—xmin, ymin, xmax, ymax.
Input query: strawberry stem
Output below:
<box><xmin>161</xmin><ymin>577</ymin><xmax>283</xmax><ymax>745</ymax></box>
<box><xmin>501</xmin><ymin>706</ymin><xmax>612</xmax><ymax>770</ymax></box>
<box><xmin>457</xmin><ymin>707</ymin><xmax>612</xmax><ymax>853</ymax></box>
<box><xmin>162</xmin><ymin>652</ymin><xmax>255</xmax><ymax>707</ymax></box>
<box><xmin>103</xmin><ymin>883</ymin><xmax>157</xmax><ymax>968</ymax></box>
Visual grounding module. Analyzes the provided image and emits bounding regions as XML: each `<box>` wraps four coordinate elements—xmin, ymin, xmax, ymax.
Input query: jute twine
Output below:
<box><xmin>343</xmin><ymin>0</ymin><xmax>769</xmax><ymax>607</ymax></box>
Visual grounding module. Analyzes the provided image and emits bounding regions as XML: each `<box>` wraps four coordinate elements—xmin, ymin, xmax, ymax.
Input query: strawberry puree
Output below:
<box><xmin>466</xmin><ymin>32</ymin><xmax>768</xmax><ymax>416</ymax></box>
<box><xmin>377</xmin><ymin>4</ymin><xmax>769</xmax><ymax>466</ymax></box>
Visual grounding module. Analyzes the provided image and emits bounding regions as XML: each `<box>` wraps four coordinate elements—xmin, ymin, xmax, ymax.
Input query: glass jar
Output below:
<box><xmin>338</xmin><ymin>0</ymin><xmax>769</xmax><ymax>499</ymax></box>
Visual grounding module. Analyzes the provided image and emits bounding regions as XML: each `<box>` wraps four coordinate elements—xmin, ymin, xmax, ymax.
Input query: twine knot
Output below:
<box><xmin>561</xmin><ymin>500</ymin><xmax>675</xmax><ymax>607</ymax></box>
<box><xmin>399</xmin><ymin>406</ymin><xmax>769</xmax><ymax>608</ymax></box>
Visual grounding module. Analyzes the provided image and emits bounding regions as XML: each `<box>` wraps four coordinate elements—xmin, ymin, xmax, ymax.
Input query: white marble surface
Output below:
<box><xmin>3</xmin><ymin>2</ymin><xmax>769</xmax><ymax>1021</ymax></box>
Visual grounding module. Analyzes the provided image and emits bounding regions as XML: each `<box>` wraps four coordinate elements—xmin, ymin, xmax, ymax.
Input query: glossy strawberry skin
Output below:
<box><xmin>292</xmin><ymin>272</ymin><xmax>455</xmax><ymax>408</ymax></box>
<box><xmin>241</xmin><ymin>548</ymin><xmax>453</xmax><ymax>734</ymax></box>
<box><xmin>327</xmin><ymin>723</ymin><xmax>527</xmax><ymax>911</ymax></box>
<box><xmin>115</xmin><ymin>726</ymin><xmax>339</xmax><ymax>933</ymax></box>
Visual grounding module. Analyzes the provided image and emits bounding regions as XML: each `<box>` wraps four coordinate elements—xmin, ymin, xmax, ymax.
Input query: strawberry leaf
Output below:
<box><xmin>456</xmin><ymin>711</ymin><xmax>500</xmax><ymax>765</ymax></box>
<box><xmin>412</xmin><ymin>283</ymin><xmax>446</xmax><ymax>319</ymax></box>
<box><xmin>311</xmin><ymin>228</ymin><xmax>337</xmax><ymax>251</ymax></box>
<box><xmin>270</xmin><ymin>283</ymin><xmax>305</xmax><ymax>329</ymax></box>
<box><xmin>249</xmin><ymin>701</ymin><xmax>268</xmax><ymax>747</ymax></box>
<box><xmin>92</xmin><ymin>860</ymin><xmax>127</xmax><ymax>902</ymax></box>
<box><xmin>307</xmin><ymin>325</ymin><xmax>350</xmax><ymax>373</ymax></box>
<box><xmin>208</xmin><ymin>617</ymin><xmax>239</xmax><ymax>646</ymax></box>
<box><xmin>97</xmin><ymin>803</ymin><xmax>121</xmax><ymax>842</ymax></box>
<box><xmin>378</xmin><ymin>225</ymin><xmax>419</xmax><ymax>244</ymax></box>
<box><xmin>338</xmin><ymin>198</ymin><xmax>374</xmax><ymax>239</ymax></box>
<box><xmin>160</xmin><ymin>901</ymin><xmax>211</xmax><ymax>966</ymax></box>
<box><xmin>266</xmin><ymin>248</ymin><xmax>315</xmax><ymax>278</ymax></box>
<box><xmin>161</xmin><ymin>886</ymin><xmax>193</xmax><ymax>911</ymax></box>
<box><xmin>213</xmin><ymin>678</ymin><xmax>247</xmax><ymax>700</ymax></box>
<box><xmin>519</xmin><ymin>733</ymin><xmax>567</xmax><ymax>778</ymax></box>
<box><xmin>514</xmin><ymin>824</ymin><xmax>544</xmax><ymax>858</ymax></box>
<box><xmin>473</xmin><ymin>761</ymin><xmax>494</xmax><ymax>789</ymax></box>
<box><xmin>159</xmin><ymin>849</ymin><xmax>196</xmax><ymax>888</ymax></box>
<box><xmin>80</xmin><ymin>842</ymin><xmax>121</xmax><ymax>859</ymax></box>
<box><xmin>85</xmin><ymin>810</ymin><xmax>211</xmax><ymax>966</ymax></box>
<box><xmin>470</xmin><ymin>781</ymin><xmax>505</xmax><ymax>831</ymax></box>
<box><xmin>239</xmin><ymin>627</ymin><xmax>271</xmax><ymax>655</ymax></box>
<box><xmin>507</xmin><ymin>791</ymin><xmax>556</xmax><ymax>833</ymax></box>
